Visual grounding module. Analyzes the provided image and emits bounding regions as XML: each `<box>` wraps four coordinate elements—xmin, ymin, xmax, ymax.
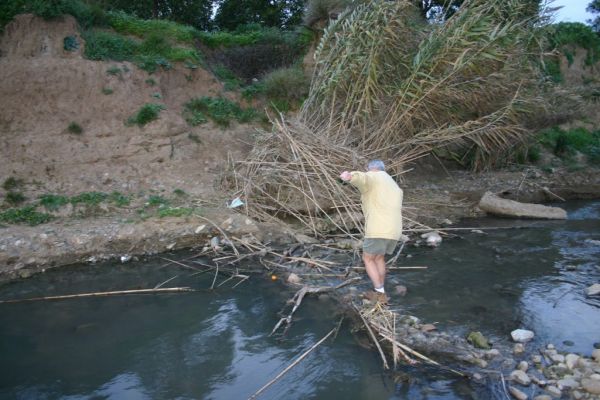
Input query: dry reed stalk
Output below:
<box><xmin>0</xmin><ymin>288</ymin><xmax>195</xmax><ymax>304</ymax></box>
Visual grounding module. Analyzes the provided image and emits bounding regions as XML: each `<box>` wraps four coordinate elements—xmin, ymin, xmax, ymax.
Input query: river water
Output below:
<box><xmin>0</xmin><ymin>201</ymin><xmax>599</xmax><ymax>399</ymax></box>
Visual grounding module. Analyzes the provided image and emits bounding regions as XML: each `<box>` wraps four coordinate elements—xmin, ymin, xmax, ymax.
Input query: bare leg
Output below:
<box><xmin>363</xmin><ymin>252</ymin><xmax>383</xmax><ymax>289</ymax></box>
<box><xmin>374</xmin><ymin>254</ymin><xmax>386</xmax><ymax>289</ymax></box>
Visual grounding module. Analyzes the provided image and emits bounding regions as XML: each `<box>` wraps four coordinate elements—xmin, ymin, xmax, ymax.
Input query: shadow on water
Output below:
<box><xmin>0</xmin><ymin>200</ymin><xmax>598</xmax><ymax>399</ymax></box>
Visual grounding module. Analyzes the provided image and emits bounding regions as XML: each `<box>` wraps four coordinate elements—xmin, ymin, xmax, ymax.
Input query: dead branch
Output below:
<box><xmin>0</xmin><ymin>287</ymin><xmax>195</xmax><ymax>304</ymax></box>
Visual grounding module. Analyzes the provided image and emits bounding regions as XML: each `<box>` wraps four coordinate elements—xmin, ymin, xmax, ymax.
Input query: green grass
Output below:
<box><xmin>2</xmin><ymin>177</ymin><xmax>23</xmax><ymax>191</ymax></box>
<box><xmin>543</xmin><ymin>58</ymin><xmax>562</xmax><ymax>83</ymax></box>
<box><xmin>102</xmin><ymin>87</ymin><xmax>113</xmax><ymax>95</ymax></box>
<box><xmin>68</xmin><ymin>122</ymin><xmax>83</xmax><ymax>134</ymax></box>
<box><xmin>538</xmin><ymin>127</ymin><xmax>600</xmax><ymax>164</ymax></box>
<box><xmin>108</xmin><ymin>10</ymin><xmax>196</xmax><ymax>43</ymax></box>
<box><xmin>147</xmin><ymin>195</ymin><xmax>169</xmax><ymax>207</ymax></box>
<box><xmin>183</xmin><ymin>97</ymin><xmax>258</xmax><ymax>127</ymax></box>
<box><xmin>106</xmin><ymin>65</ymin><xmax>123</xmax><ymax>75</ymax></box>
<box><xmin>145</xmin><ymin>78</ymin><xmax>156</xmax><ymax>86</ymax></box>
<box><xmin>39</xmin><ymin>194</ymin><xmax>69</xmax><ymax>211</ymax></box>
<box><xmin>157</xmin><ymin>206</ymin><xmax>195</xmax><ymax>218</ymax></box>
<box><xmin>5</xmin><ymin>191</ymin><xmax>26</xmax><ymax>205</ymax></box>
<box><xmin>173</xmin><ymin>188</ymin><xmax>186</xmax><ymax>196</ymax></box>
<box><xmin>85</xmin><ymin>31</ymin><xmax>136</xmax><ymax>62</ymax></box>
<box><xmin>0</xmin><ymin>206</ymin><xmax>53</xmax><ymax>226</ymax></box>
<box><xmin>109</xmin><ymin>191</ymin><xmax>130</xmax><ymax>207</ymax></box>
<box><xmin>213</xmin><ymin>65</ymin><xmax>242</xmax><ymax>91</ymax></box>
<box><xmin>127</xmin><ymin>103</ymin><xmax>165</xmax><ymax>126</ymax></box>
<box><xmin>70</xmin><ymin>191</ymin><xmax>108</xmax><ymax>205</ymax></box>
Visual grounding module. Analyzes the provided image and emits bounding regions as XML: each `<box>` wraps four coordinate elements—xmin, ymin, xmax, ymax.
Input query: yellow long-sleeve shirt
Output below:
<box><xmin>350</xmin><ymin>170</ymin><xmax>403</xmax><ymax>240</ymax></box>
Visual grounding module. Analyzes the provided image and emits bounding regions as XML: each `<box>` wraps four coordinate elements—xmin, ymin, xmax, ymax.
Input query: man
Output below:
<box><xmin>339</xmin><ymin>159</ymin><xmax>403</xmax><ymax>304</ymax></box>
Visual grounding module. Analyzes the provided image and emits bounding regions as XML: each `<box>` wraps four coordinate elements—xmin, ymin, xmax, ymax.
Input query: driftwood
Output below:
<box><xmin>479</xmin><ymin>191</ymin><xmax>567</xmax><ymax>219</ymax></box>
<box><xmin>0</xmin><ymin>287</ymin><xmax>195</xmax><ymax>304</ymax></box>
<box><xmin>270</xmin><ymin>277</ymin><xmax>361</xmax><ymax>336</ymax></box>
<box><xmin>248</xmin><ymin>327</ymin><xmax>337</xmax><ymax>400</ymax></box>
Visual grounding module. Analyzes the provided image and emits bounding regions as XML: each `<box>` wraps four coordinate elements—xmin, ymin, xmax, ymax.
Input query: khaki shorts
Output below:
<box><xmin>363</xmin><ymin>238</ymin><xmax>397</xmax><ymax>255</ymax></box>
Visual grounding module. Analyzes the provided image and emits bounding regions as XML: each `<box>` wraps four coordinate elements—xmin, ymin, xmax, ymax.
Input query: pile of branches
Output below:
<box><xmin>228</xmin><ymin>0</ymin><xmax>566</xmax><ymax>235</ymax></box>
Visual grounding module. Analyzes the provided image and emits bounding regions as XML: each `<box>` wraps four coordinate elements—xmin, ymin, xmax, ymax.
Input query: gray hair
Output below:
<box><xmin>367</xmin><ymin>159</ymin><xmax>385</xmax><ymax>171</ymax></box>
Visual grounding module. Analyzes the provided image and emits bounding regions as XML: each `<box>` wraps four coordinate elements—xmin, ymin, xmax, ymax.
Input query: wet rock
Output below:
<box><xmin>210</xmin><ymin>236</ymin><xmax>220</xmax><ymax>250</ymax></box>
<box><xmin>565</xmin><ymin>264</ymin><xmax>577</xmax><ymax>271</ymax></box>
<box><xmin>485</xmin><ymin>349</ymin><xmax>500</xmax><ymax>359</ymax></box>
<box><xmin>582</xmin><ymin>378</ymin><xmax>600</xmax><ymax>395</ymax></box>
<box><xmin>547</xmin><ymin>344</ymin><xmax>555</xmax><ymax>350</ymax></box>
<box><xmin>550</xmin><ymin>354</ymin><xmax>565</xmax><ymax>364</ymax></box>
<box><xmin>120</xmin><ymin>255</ymin><xmax>131</xmax><ymax>263</ymax></box>
<box><xmin>565</xmin><ymin>354</ymin><xmax>579</xmax><ymax>370</ymax></box>
<box><xmin>421</xmin><ymin>231</ymin><xmax>442</xmax><ymax>247</ymax></box>
<box><xmin>518</xmin><ymin>361</ymin><xmax>529</xmax><ymax>372</ymax></box>
<box><xmin>572</xmin><ymin>390</ymin><xmax>583</xmax><ymax>400</ymax></box>
<box><xmin>562</xmin><ymin>340</ymin><xmax>574</xmax><ymax>346</ymax></box>
<box><xmin>594</xmin><ymin>342</ymin><xmax>600</xmax><ymax>349</ymax></box>
<box><xmin>591</xmin><ymin>349</ymin><xmax>600</xmax><ymax>362</ymax></box>
<box><xmin>472</xmin><ymin>373</ymin><xmax>483</xmax><ymax>381</ymax></box>
<box><xmin>533</xmin><ymin>395</ymin><xmax>552</xmax><ymax>400</ymax></box>
<box><xmin>514</xmin><ymin>343</ymin><xmax>525</xmax><ymax>355</ymax></box>
<box><xmin>508</xmin><ymin>386</ymin><xmax>528</xmax><ymax>400</ymax></box>
<box><xmin>557</xmin><ymin>377</ymin><xmax>579</xmax><ymax>390</ymax></box>
<box><xmin>531</xmin><ymin>376</ymin><xmax>547</xmax><ymax>387</ymax></box>
<box><xmin>420</xmin><ymin>323</ymin><xmax>436</xmax><ymax>332</ymax></box>
<box><xmin>287</xmin><ymin>273</ymin><xmax>302</xmax><ymax>285</ymax></box>
<box><xmin>585</xmin><ymin>284</ymin><xmax>600</xmax><ymax>297</ymax></box>
<box><xmin>511</xmin><ymin>329</ymin><xmax>535</xmax><ymax>343</ymax></box>
<box><xmin>294</xmin><ymin>233</ymin><xmax>318</xmax><ymax>244</ymax></box>
<box><xmin>544</xmin><ymin>385</ymin><xmax>562</xmax><ymax>398</ymax></box>
<box><xmin>511</xmin><ymin>369</ymin><xmax>531</xmax><ymax>386</ymax></box>
<box><xmin>532</xmin><ymin>355</ymin><xmax>542</xmax><ymax>364</ymax></box>
<box><xmin>467</xmin><ymin>331</ymin><xmax>491</xmax><ymax>349</ymax></box>
<box><xmin>394</xmin><ymin>285</ymin><xmax>407</xmax><ymax>296</ymax></box>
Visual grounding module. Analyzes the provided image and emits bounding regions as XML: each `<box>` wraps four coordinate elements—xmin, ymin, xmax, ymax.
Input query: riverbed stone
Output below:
<box><xmin>511</xmin><ymin>329</ymin><xmax>535</xmax><ymax>343</ymax></box>
<box><xmin>467</xmin><ymin>331</ymin><xmax>491</xmax><ymax>349</ymax></box>
<box><xmin>485</xmin><ymin>349</ymin><xmax>501</xmax><ymax>359</ymax></box>
<box><xmin>518</xmin><ymin>361</ymin><xmax>529</xmax><ymax>372</ymax></box>
<box><xmin>572</xmin><ymin>390</ymin><xmax>583</xmax><ymax>400</ymax></box>
<box><xmin>550</xmin><ymin>354</ymin><xmax>565</xmax><ymax>364</ymax></box>
<box><xmin>590</xmin><ymin>373</ymin><xmax>600</xmax><ymax>380</ymax></box>
<box><xmin>532</xmin><ymin>355</ymin><xmax>542</xmax><ymax>364</ymax></box>
<box><xmin>565</xmin><ymin>354</ymin><xmax>579</xmax><ymax>370</ymax></box>
<box><xmin>544</xmin><ymin>385</ymin><xmax>562</xmax><ymax>398</ymax></box>
<box><xmin>511</xmin><ymin>370</ymin><xmax>532</xmax><ymax>386</ymax></box>
<box><xmin>287</xmin><ymin>273</ymin><xmax>302</xmax><ymax>284</ymax></box>
<box><xmin>533</xmin><ymin>396</ymin><xmax>551</xmax><ymax>400</ymax></box>
<box><xmin>586</xmin><ymin>284</ymin><xmax>600</xmax><ymax>297</ymax></box>
<box><xmin>582</xmin><ymin>378</ymin><xmax>600</xmax><ymax>394</ymax></box>
<box><xmin>420</xmin><ymin>323</ymin><xmax>436</xmax><ymax>332</ymax></box>
<box><xmin>592</xmin><ymin>349</ymin><xmax>600</xmax><ymax>362</ymax></box>
<box><xmin>394</xmin><ymin>285</ymin><xmax>407</xmax><ymax>296</ymax></box>
<box><xmin>547</xmin><ymin>344</ymin><xmax>555</xmax><ymax>350</ymax></box>
<box><xmin>514</xmin><ymin>343</ymin><xmax>525</xmax><ymax>355</ymax></box>
<box><xmin>557</xmin><ymin>377</ymin><xmax>579</xmax><ymax>390</ymax></box>
<box><xmin>509</xmin><ymin>386</ymin><xmax>528</xmax><ymax>400</ymax></box>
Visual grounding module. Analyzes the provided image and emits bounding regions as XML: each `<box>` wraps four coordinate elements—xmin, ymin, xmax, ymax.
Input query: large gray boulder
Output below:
<box><xmin>479</xmin><ymin>192</ymin><xmax>567</xmax><ymax>219</ymax></box>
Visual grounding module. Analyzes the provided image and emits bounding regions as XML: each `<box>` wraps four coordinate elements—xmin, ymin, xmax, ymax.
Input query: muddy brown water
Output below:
<box><xmin>0</xmin><ymin>201</ymin><xmax>598</xmax><ymax>399</ymax></box>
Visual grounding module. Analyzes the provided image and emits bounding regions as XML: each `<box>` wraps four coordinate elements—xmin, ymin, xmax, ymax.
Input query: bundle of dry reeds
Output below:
<box><xmin>227</xmin><ymin>0</ymin><xmax>557</xmax><ymax>234</ymax></box>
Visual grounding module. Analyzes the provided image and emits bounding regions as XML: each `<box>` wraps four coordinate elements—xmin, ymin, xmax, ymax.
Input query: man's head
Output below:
<box><xmin>367</xmin><ymin>159</ymin><xmax>385</xmax><ymax>171</ymax></box>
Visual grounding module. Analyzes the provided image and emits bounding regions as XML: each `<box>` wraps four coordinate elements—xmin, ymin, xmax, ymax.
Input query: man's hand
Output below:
<box><xmin>339</xmin><ymin>171</ymin><xmax>352</xmax><ymax>182</ymax></box>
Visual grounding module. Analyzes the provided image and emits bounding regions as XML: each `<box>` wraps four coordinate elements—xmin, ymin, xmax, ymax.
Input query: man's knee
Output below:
<box><xmin>363</xmin><ymin>252</ymin><xmax>377</xmax><ymax>263</ymax></box>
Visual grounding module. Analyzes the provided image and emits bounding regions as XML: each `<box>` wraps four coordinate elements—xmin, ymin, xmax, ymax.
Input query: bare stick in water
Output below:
<box><xmin>0</xmin><ymin>287</ymin><xmax>195</xmax><ymax>304</ymax></box>
<box><xmin>248</xmin><ymin>327</ymin><xmax>337</xmax><ymax>400</ymax></box>
<box><xmin>353</xmin><ymin>304</ymin><xmax>389</xmax><ymax>370</ymax></box>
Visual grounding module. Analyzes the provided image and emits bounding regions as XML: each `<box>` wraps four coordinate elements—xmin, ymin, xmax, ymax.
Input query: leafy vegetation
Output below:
<box><xmin>127</xmin><ymin>104</ymin><xmax>165</xmax><ymax>126</ymax></box>
<box><xmin>2</xmin><ymin>177</ymin><xmax>23</xmax><ymax>191</ymax></box>
<box><xmin>102</xmin><ymin>87</ymin><xmax>114</xmax><ymax>95</ymax></box>
<box><xmin>183</xmin><ymin>97</ymin><xmax>258</xmax><ymax>127</ymax></box>
<box><xmin>212</xmin><ymin>65</ymin><xmax>242</xmax><ymax>91</ymax></box>
<box><xmin>538</xmin><ymin>127</ymin><xmax>600</xmax><ymax>164</ymax></box>
<box><xmin>63</xmin><ymin>35</ymin><xmax>79</xmax><ymax>51</ymax></box>
<box><xmin>70</xmin><ymin>191</ymin><xmax>108</xmax><ymax>205</ymax></box>
<box><xmin>39</xmin><ymin>194</ymin><xmax>69</xmax><ymax>211</ymax></box>
<box><xmin>158</xmin><ymin>206</ymin><xmax>195</xmax><ymax>218</ymax></box>
<box><xmin>261</xmin><ymin>67</ymin><xmax>309</xmax><ymax>110</ymax></box>
<box><xmin>549</xmin><ymin>22</ymin><xmax>600</xmax><ymax>66</ymax></box>
<box><xmin>0</xmin><ymin>206</ymin><xmax>53</xmax><ymax>226</ymax></box>
<box><xmin>5</xmin><ymin>191</ymin><xmax>26</xmax><ymax>205</ymax></box>
<box><xmin>68</xmin><ymin>122</ymin><xmax>83</xmax><ymax>134</ymax></box>
<box><xmin>85</xmin><ymin>31</ymin><xmax>136</xmax><ymax>62</ymax></box>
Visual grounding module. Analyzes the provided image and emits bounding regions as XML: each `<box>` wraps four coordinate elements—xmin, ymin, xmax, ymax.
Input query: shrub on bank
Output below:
<box><xmin>183</xmin><ymin>96</ymin><xmax>258</xmax><ymax>127</ymax></box>
<box><xmin>127</xmin><ymin>104</ymin><xmax>165</xmax><ymax>126</ymax></box>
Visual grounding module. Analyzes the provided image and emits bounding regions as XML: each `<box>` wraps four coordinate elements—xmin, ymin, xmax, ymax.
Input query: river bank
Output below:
<box><xmin>1</xmin><ymin>164</ymin><xmax>599</xmax><ymax>283</ymax></box>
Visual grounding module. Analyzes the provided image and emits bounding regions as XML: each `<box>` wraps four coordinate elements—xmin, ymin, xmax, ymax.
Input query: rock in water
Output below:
<box><xmin>394</xmin><ymin>285</ymin><xmax>407</xmax><ymax>296</ymax></box>
<box><xmin>421</xmin><ymin>231</ymin><xmax>442</xmax><ymax>247</ymax></box>
<box><xmin>510</xmin><ymin>370</ymin><xmax>531</xmax><ymax>386</ymax></box>
<box><xmin>287</xmin><ymin>273</ymin><xmax>302</xmax><ymax>284</ymax></box>
<box><xmin>582</xmin><ymin>378</ymin><xmax>600</xmax><ymax>395</ymax></box>
<box><xmin>478</xmin><ymin>192</ymin><xmax>567</xmax><ymax>219</ymax></box>
<box><xmin>511</xmin><ymin>329</ymin><xmax>535</xmax><ymax>343</ymax></box>
<box><xmin>467</xmin><ymin>331</ymin><xmax>491</xmax><ymax>349</ymax></box>
<box><xmin>585</xmin><ymin>283</ymin><xmax>600</xmax><ymax>297</ymax></box>
<box><xmin>508</xmin><ymin>386</ymin><xmax>528</xmax><ymax>400</ymax></box>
